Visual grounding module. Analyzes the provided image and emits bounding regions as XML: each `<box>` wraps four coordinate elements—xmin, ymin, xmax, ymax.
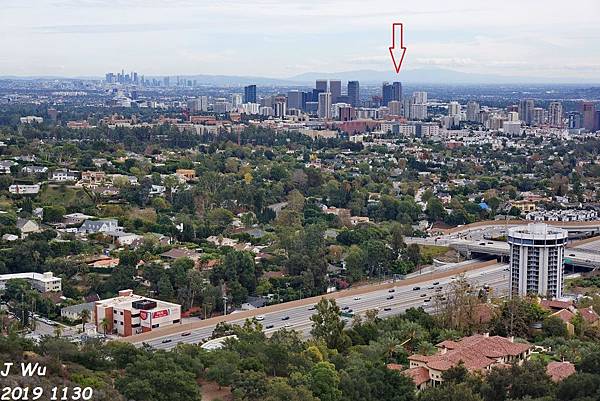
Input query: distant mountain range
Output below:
<box><xmin>1</xmin><ymin>68</ymin><xmax>598</xmax><ymax>85</ymax></box>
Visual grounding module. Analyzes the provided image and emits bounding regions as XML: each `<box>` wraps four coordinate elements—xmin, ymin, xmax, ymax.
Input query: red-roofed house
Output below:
<box><xmin>540</xmin><ymin>299</ymin><xmax>574</xmax><ymax>312</ymax></box>
<box><xmin>546</xmin><ymin>361</ymin><xmax>576</xmax><ymax>382</ymax></box>
<box><xmin>550</xmin><ymin>309</ymin><xmax>576</xmax><ymax>336</ymax></box>
<box><xmin>579</xmin><ymin>306</ymin><xmax>600</xmax><ymax>326</ymax></box>
<box><xmin>404</xmin><ymin>334</ymin><xmax>532</xmax><ymax>388</ymax></box>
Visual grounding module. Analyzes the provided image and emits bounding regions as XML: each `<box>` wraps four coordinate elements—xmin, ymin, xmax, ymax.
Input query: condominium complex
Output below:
<box><xmin>508</xmin><ymin>223</ymin><xmax>568</xmax><ymax>299</ymax></box>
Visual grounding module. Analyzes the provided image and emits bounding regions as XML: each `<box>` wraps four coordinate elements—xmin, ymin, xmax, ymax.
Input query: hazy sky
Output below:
<box><xmin>1</xmin><ymin>0</ymin><xmax>599</xmax><ymax>79</ymax></box>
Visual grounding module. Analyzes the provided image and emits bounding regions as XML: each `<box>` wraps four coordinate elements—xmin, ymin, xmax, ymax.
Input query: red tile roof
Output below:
<box><xmin>551</xmin><ymin>309</ymin><xmax>575</xmax><ymax>324</ymax></box>
<box><xmin>579</xmin><ymin>307</ymin><xmax>599</xmax><ymax>324</ymax></box>
<box><xmin>540</xmin><ymin>299</ymin><xmax>573</xmax><ymax>311</ymax></box>
<box><xmin>410</xmin><ymin>335</ymin><xmax>532</xmax><ymax>373</ymax></box>
<box><xmin>402</xmin><ymin>367</ymin><xmax>430</xmax><ymax>386</ymax></box>
<box><xmin>546</xmin><ymin>361</ymin><xmax>576</xmax><ymax>382</ymax></box>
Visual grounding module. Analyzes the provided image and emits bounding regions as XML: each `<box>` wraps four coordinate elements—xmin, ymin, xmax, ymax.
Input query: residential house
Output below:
<box><xmin>21</xmin><ymin>166</ymin><xmax>48</xmax><ymax>175</ymax></box>
<box><xmin>78</xmin><ymin>219</ymin><xmax>120</xmax><ymax>234</ymax></box>
<box><xmin>176</xmin><ymin>169</ymin><xmax>196</xmax><ymax>181</ymax></box>
<box><xmin>546</xmin><ymin>361</ymin><xmax>576</xmax><ymax>382</ymax></box>
<box><xmin>50</xmin><ymin>169</ymin><xmax>79</xmax><ymax>182</ymax></box>
<box><xmin>160</xmin><ymin>248</ymin><xmax>203</xmax><ymax>265</ymax></box>
<box><xmin>403</xmin><ymin>334</ymin><xmax>532</xmax><ymax>388</ymax></box>
<box><xmin>16</xmin><ymin>218</ymin><xmax>41</xmax><ymax>238</ymax></box>
<box><xmin>80</xmin><ymin>171</ymin><xmax>106</xmax><ymax>187</ymax></box>
<box><xmin>0</xmin><ymin>160</ymin><xmax>16</xmax><ymax>174</ymax></box>
<box><xmin>9</xmin><ymin>184</ymin><xmax>40</xmax><ymax>195</ymax></box>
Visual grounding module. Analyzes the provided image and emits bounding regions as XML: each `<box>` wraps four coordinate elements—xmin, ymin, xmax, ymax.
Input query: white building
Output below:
<box><xmin>508</xmin><ymin>223</ymin><xmax>568</xmax><ymax>299</ymax></box>
<box><xmin>94</xmin><ymin>289</ymin><xmax>181</xmax><ymax>337</ymax></box>
<box><xmin>9</xmin><ymin>184</ymin><xmax>40</xmax><ymax>195</ymax></box>
<box><xmin>503</xmin><ymin>120</ymin><xmax>522</xmax><ymax>136</ymax></box>
<box><xmin>0</xmin><ymin>272</ymin><xmax>62</xmax><ymax>293</ymax></box>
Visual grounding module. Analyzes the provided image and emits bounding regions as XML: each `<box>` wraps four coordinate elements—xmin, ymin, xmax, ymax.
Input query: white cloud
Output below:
<box><xmin>0</xmin><ymin>0</ymin><xmax>598</xmax><ymax>78</ymax></box>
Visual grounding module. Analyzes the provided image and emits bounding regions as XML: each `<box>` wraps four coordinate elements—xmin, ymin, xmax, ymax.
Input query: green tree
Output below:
<box><xmin>309</xmin><ymin>361</ymin><xmax>342</xmax><ymax>401</ymax></box>
<box><xmin>310</xmin><ymin>298</ymin><xmax>351</xmax><ymax>352</ymax></box>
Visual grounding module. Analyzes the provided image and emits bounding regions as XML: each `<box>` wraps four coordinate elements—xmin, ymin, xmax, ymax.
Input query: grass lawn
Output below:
<box><xmin>419</xmin><ymin>244</ymin><xmax>451</xmax><ymax>259</ymax></box>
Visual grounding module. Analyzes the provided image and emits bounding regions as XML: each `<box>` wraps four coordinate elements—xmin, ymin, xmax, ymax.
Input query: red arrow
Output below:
<box><xmin>389</xmin><ymin>23</ymin><xmax>407</xmax><ymax>74</ymax></box>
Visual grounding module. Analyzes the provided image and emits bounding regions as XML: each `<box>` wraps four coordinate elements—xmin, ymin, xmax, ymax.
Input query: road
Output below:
<box><xmin>128</xmin><ymin>260</ymin><xmax>509</xmax><ymax>351</ymax></box>
<box><xmin>406</xmin><ymin>237</ymin><xmax>600</xmax><ymax>269</ymax></box>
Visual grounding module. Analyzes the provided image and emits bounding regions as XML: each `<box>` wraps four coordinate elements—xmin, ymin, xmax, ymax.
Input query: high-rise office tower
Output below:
<box><xmin>402</xmin><ymin>97</ymin><xmax>414</xmax><ymax>119</ymax></box>
<box><xmin>244</xmin><ymin>85</ymin><xmax>257</xmax><ymax>104</ymax></box>
<box><xmin>532</xmin><ymin>107</ymin><xmax>546</xmax><ymax>126</ymax></box>
<box><xmin>582</xmin><ymin>101</ymin><xmax>597</xmax><ymax>132</ymax></box>
<box><xmin>548</xmin><ymin>101</ymin><xmax>563</xmax><ymax>128</ymax></box>
<box><xmin>568</xmin><ymin>112</ymin><xmax>583</xmax><ymax>129</ymax></box>
<box><xmin>318</xmin><ymin>92</ymin><xmax>332</xmax><ymax>119</ymax></box>
<box><xmin>508</xmin><ymin>223</ymin><xmax>568</xmax><ymax>299</ymax></box>
<box><xmin>518</xmin><ymin>99</ymin><xmax>535</xmax><ymax>125</ymax></box>
<box><xmin>287</xmin><ymin>90</ymin><xmax>303</xmax><ymax>111</ymax></box>
<box><xmin>329</xmin><ymin>80</ymin><xmax>341</xmax><ymax>103</ymax></box>
<box><xmin>348</xmin><ymin>81</ymin><xmax>360</xmax><ymax>107</ymax></box>
<box><xmin>316</xmin><ymin>80</ymin><xmax>328</xmax><ymax>93</ymax></box>
<box><xmin>466</xmin><ymin>101</ymin><xmax>480</xmax><ymax>122</ymax></box>
<box><xmin>392</xmin><ymin>82</ymin><xmax>402</xmax><ymax>102</ymax></box>
<box><xmin>382</xmin><ymin>82</ymin><xmax>394</xmax><ymax>106</ymax></box>
<box><xmin>448</xmin><ymin>101</ymin><xmax>460</xmax><ymax>117</ymax></box>
<box><xmin>163</xmin><ymin>76</ymin><xmax>170</xmax><ymax>87</ymax></box>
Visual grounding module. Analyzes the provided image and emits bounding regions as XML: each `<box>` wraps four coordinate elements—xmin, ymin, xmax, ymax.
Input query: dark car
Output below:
<box><xmin>386</xmin><ymin>295</ymin><xmax>394</xmax><ymax>300</ymax></box>
<box><xmin>181</xmin><ymin>332</ymin><xmax>191</xmax><ymax>337</ymax></box>
<box><xmin>266</xmin><ymin>324</ymin><xmax>274</xmax><ymax>329</ymax></box>
<box><xmin>413</xmin><ymin>286</ymin><xmax>420</xmax><ymax>291</ymax></box>
<box><xmin>384</xmin><ymin>307</ymin><xmax>392</xmax><ymax>311</ymax></box>
<box><xmin>388</xmin><ymin>289</ymin><xmax>395</xmax><ymax>293</ymax></box>
<box><xmin>161</xmin><ymin>339</ymin><xmax>172</xmax><ymax>344</ymax></box>
<box><xmin>281</xmin><ymin>316</ymin><xmax>290</xmax><ymax>320</ymax></box>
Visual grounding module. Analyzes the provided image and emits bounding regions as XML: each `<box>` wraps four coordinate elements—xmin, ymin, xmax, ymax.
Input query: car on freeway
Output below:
<box><xmin>308</xmin><ymin>306</ymin><xmax>316</xmax><ymax>311</ymax></box>
<box><xmin>256</xmin><ymin>315</ymin><xmax>265</xmax><ymax>321</ymax></box>
<box><xmin>388</xmin><ymin>289</ymin><xmax>395</xmax><ymax>293</ymax></box>
<box><xmin>181</xmin><ymin>332</ymin><xmax>191</xmax><ymax>337</ymax></box>
<box><xmin>281</xmin><ymin>316</ymin><xmax>290</xmax><ymax>320</ymax></box>
<box><xmin>354</xmin><ymin>297</ymin><xmax>361</xmax><ymax>300</ymax></box>
<box><xmin>386</xmin><ymin>295</ymin><xmax>394</xmax><ymax>300</ymax></box>
<box><xmin>384</xmin><ymin>307</ymin><xmax>392</xmax><ymax>311</ymax></box>
<box><xmin>420</xmin><ymin>293</ymin><xmax>427</xmax><ymax>297</ymax></box>
<box><xmin>413</xmin><ymin>286</ymin><xmax>420</xmax><ymax>291</ymax></box>
<box><xmin>162</xmin><ymin>339</ymin><xmax>172</xmax><ymax>343</ymax></box>
<box><xmin>265</xmin><ymin>324</ymin><xmax>274</xmax><ymax>329</ymax></box>
<box><xmin>433</xmin><ymin>282</ymin><xmax>439</xmax><ymax>285</ymax></box>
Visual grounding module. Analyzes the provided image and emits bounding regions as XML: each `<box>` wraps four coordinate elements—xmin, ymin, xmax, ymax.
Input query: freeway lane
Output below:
<box><xmin>142</xmin><ymin>262</ymin><xmax>509</xmax><ymax>351</ymax></box>
<box><xmin>121</xmin><ymin>258</ymin><xmax>498</xmax><ymax>346</ymax></box>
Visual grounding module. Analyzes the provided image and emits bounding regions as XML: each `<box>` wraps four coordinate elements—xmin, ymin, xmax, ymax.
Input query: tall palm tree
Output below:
<box><xmin>100</xmin><ymin>317</ymin><xmax>110</xmax><ymax>335</ymax></box>
<box><xmin>79</xmin><ymin>309</ymin><xmax>91</xmax><ymax>332</ymax></box>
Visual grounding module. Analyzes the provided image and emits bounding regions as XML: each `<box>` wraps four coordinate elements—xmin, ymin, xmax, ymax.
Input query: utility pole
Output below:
<box><xmin>223</xmin><ymin>296</ymin><xmax>228</xmax><ymax>316</ymax></box>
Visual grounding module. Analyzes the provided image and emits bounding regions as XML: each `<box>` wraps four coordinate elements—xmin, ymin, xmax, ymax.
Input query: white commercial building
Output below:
<box><xmin>0</xmin><ymin>272</ymin><xmax>62</xmax><ymax>293</ymax></box>
<box><xmin>94</xmin><ymin>289</ymin><xmax>181</xmax><ymax>337</ymax></box>
<box><xmin>508</xmin><ymin>223</ymin><xmax>568</xmax><ymax>299</ymax></box>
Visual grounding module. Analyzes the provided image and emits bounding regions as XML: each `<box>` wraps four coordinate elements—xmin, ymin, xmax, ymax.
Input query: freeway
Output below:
<box><xmin>130</xmin><ymin>261</ymin><xmax>509</xmax><ymax>351</ymax></box>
